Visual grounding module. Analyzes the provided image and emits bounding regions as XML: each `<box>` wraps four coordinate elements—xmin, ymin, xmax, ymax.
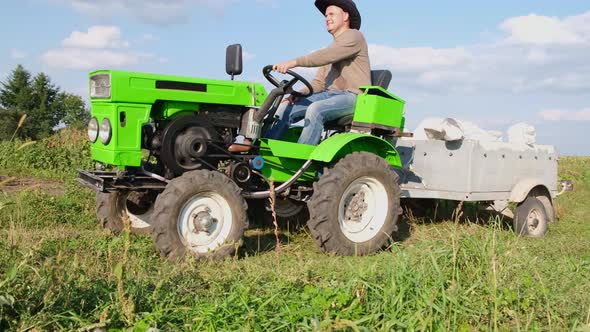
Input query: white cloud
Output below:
<box><xmin>500</xmin><ymin>14</ymin><xmax>583</xmax><ymax>45</ymax></box>
<box><xmin>10</xmin><ymin>49</ymin><xmax>28</xmax><ymax>59</ymax></box>
<box><xmin>42</xmin><ymin>48</ymin><xmax>149</xmax><ymax>70</ymax></box>
<box><xmin>367</xmin><ymin>11</ymin><xmax>590</xmax><ymax>95</ymax></box>
<box><xmin>526</xmin><ymin>49</ymin><xmax>549</xmax><ymax>63</ymax></box>
<box><xmin>370</xmin><ymin>45</ymin><xmax>470</xmax><ymax>72</ymax></box>
<box><xmin>540</xmin><ymin>109</ymin><xmax>567</xmax><ymax>121</ymax></box>
<box><xmin>369</xmin><ymin>44</ymin><xmax>480</xmax><ymax>94</ymax></box>
<box><xmin>64</xmin><ymin>0</ymin><xmax>238</xmax><ymax>25</ymax></box>
<box><xmin>243</xmin><ymin>51</ymin><xmax>256</xmax><ymax>61</ymax></box>
<box><xmin>138</xmin><ymin>34</ymin><xmax>158</xmax><ymax>44</ymax></box>
<box><xmin>62</xmin><ymin>26</ymin><xmax>129</xmax><ymax>49</ymax></box>
<box><xmin>42</xmin><ymin>25</ymin><xmax>154</xmax><ymax>70</ymax></box>
<box><xmin>540</xmin><ymin>108</ymin><xmax>590</xmax><ymax>121</ymax></box>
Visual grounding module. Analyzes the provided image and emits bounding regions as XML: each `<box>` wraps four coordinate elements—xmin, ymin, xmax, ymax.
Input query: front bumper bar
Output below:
<box><xmin>77</xmin><ymin>169</ymin><xmax>168</xmax><ymax>193</ymax></box>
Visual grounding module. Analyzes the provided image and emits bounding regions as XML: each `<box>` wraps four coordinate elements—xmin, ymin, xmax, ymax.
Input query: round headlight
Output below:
<box><xmin>99</xmin><ymin>118</ymin><xmax>112</xmax><ymax>145</ymax></box>
<box><xmin>88</xmin><ymin>117</ymin><xmax>99</xmax><ymax>142</ymax></box>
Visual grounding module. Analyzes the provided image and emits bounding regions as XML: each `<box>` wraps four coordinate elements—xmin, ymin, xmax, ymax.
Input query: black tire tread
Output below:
<box><xmin>307</xmin><ymin>152</ymin><xmax>402</xmax><ymax>255</ymax></box>
<box><xmin>514</xmin><ymin>196</ymin><xmax>548</xmax><ymax>238</ymax></box>
<box><xmin>96</xmin><ymin>192</ymin><xmax>153</xmax><ymax>235</ymax></box>
<box><xmin>151</xmin><ymin>170</ymin><xmax>248</xmax><ymax>260</ymax></box>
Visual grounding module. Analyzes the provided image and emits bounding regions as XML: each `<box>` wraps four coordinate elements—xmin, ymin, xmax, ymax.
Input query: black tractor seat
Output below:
<box><xmin>324</xmin><ymin>70</ymin><xmax>392</xmax><ymax>130</ymax></box>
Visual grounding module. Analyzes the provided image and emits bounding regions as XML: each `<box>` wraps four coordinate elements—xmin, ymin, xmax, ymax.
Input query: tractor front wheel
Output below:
<box><xmin>96</xmin><ymin>191</ymin><xmax>155</xmax><ymax>235</ymax></box>
<box><xmin>151</xmin><ymin>170</ymin><xmax>248</xmax><ymax>260</ymax></box>
<box><xmin>307</xmin><ymin>152</ymin><xmax>402</xmax><ymax>255</ymax></box>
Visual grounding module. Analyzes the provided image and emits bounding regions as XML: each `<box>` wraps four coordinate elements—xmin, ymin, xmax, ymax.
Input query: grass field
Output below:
<box><xmin>0</xmin><ymin>133</ymin><xmax>589</xmax><ymax>331</ymax></box>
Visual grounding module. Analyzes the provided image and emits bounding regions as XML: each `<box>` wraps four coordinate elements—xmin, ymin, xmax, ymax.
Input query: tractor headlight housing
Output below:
<box><xmin>99</xmin><ymin>118</ymin><xmax>112</xmax><ymax>145</ymax></box>
<box><xmin>90</xmin><ymin>74</ymin><xmax>111</xmax><ymax>99</ymax></box>
<box><xmin>88</xmin><ymin>117</ymin><xmax>99</xmax><ymax>142</ymax></box>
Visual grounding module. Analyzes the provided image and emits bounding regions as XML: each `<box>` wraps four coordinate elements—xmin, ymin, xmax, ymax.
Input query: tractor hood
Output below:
<box><xmin>89</xmin><ymin>70</ymin><xmax>268</xmax><ymax>107</ymax></box>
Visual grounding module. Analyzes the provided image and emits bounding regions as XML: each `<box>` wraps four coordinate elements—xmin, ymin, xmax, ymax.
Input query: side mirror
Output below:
<box><xmin>226</xmin><ymin>44</ymin><xmax>243</xmax><ymax>80</ymax></box>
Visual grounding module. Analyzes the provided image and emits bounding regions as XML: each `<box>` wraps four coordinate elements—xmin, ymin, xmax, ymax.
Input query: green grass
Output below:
<box><xmin>0</xmin><ymin>140</ymin><xmax>589</xmax><ymax>330</ymax></box>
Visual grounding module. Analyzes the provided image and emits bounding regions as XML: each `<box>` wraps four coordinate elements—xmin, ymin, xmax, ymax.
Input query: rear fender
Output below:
<box><xmin>509</xmin><ymin>179</ymin><xmax>552</xmax><ymax>203</ymax></box>
<box><xmin>510</xmin><ymin>179</ymin><xmax>555</xmax><ymax>222</ymax></box>
<box><xmin>310</xmin><ymin>133</ymin><xmax>401</xmax><ymax>168</ymax></box>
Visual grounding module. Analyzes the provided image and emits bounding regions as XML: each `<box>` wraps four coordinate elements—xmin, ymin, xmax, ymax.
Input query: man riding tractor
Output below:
<box><xmin>229</xmin><ymin>0</ymin><xmax>370</xmax><ymax>152</ymax></box>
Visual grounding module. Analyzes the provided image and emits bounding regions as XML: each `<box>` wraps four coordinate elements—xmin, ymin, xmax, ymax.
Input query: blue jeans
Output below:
<box><xmin>264</xmin><ymin>90</ymin><xmax>357</xmax><ymax>145</ymax></box>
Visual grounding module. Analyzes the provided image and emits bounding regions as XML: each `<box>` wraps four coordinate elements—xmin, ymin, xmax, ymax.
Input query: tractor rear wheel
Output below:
<box><xmin>151</xmin><ymin>170</ymin><xmax>248</xmax><ymax>260</ymax></box>
<box><xmin>307</xmin><ymin>152</ymin><xmax>402</xmax><ymax>255</ymax></box>
<box><xmin>96</xmin><ymin>191</ymin><xmax>155</xmax><ymax>235</ymax></box>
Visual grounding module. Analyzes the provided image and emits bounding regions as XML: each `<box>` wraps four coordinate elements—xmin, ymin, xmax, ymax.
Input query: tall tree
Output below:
<box><xmin>0</xmin><ymin>65</ymin><xmax>32</xmax><ymax>139</ymax></box>
<box><xmin>0</xmin><ymin>108</ymin><xmax>19</xmax><ymax>141</ymax></box>
<box><xmin>0</xmin><ymin>65</ymin><xmax>33</xmax><ymax>110</ymax></box>
<box><xmin>0</xmin><ymin>65</ymin><xmax>89</xmax><ymax>140</ymax></box>
<box><xmin>55</xmin><ymin>92</ymin><xmax>90</xmax><ymax>130</ymax></box>
<box><xmin>23</xmin><ymin>72</ymin><xmax>60</xmax><ymax>139</ymax></box>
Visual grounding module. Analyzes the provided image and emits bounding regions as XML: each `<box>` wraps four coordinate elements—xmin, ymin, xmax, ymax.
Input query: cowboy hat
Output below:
<box><xmin>314</xmin><ymin>0</ymin><xmax>361</xmax><ymax>30</ymax></box>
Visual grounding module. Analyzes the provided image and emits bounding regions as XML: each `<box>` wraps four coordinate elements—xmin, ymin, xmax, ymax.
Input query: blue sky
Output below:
<box><xmin>1</xmin><ymin>0</ymin><xmax>589</xmax><ymax>155</ymax></box>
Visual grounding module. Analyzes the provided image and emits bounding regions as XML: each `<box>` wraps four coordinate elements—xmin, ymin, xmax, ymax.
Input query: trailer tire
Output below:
<box><xmin>535</xmin><ymin>194</ymin><xmax>556</xmax><ymax>223</ymax></box>
<box><xmin>514</xmin><ymin>196</ymin><xmax>548</xmax><ymax>237</ymax></box>
<box><xmin>307</xmin><ymin>152</ymin><xmax>401</xmax><ymax>255</ymax></box>
<box><xmin>96</xmin><ymin>191</ymin><xmax>155</xmax><ymax>235</ymax></box>
<box><xmin>152</xmin><ymin>170</ymin><xmax>248</xmax><ymax>260</ymax></box>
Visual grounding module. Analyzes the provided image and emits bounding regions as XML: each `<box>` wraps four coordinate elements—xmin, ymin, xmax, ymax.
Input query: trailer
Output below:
<box><xmin>395</xmin><ymin>138</ymin><xmax>570</xmax><ymax>237</ymax></box>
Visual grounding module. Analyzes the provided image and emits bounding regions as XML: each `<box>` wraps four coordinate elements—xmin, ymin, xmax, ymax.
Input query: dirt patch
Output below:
<box><xmin>0</xmin><ymin>176</ymin><xmax>65</xmax><ymax>196</ymax></box>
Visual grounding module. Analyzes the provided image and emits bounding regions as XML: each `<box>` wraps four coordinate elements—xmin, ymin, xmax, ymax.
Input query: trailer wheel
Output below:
<box><xmin>535</xmin><ymin>194</ymin><xmax>556</xmax><ymax>223</ymax></box>
<box><xmin>152</xmin><ymin>170</ymin><xmax>248</xmax><ymax>260</ymax></box>
<box><xmin>514</xmin><ymin>196</ymin><xmax>548</xmax><ymax>237</ymax></box>
<box><xmin>307</xmin><ymin>152</ymin><xmax>401</xmax><ymax>255</ymax></box>
<box><xmin>96</xmin><ymin>191</ymin><xmax>155</xmax><ymax>235</ymax></box>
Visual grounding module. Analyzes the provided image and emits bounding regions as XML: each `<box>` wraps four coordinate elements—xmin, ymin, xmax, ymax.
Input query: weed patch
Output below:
<box><xmin>0</xmin><ymin>129</ymin><xmax>93</xmax><ymax>180</ymax></box>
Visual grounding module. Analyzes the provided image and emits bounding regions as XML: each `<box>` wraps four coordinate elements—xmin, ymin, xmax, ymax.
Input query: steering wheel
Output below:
<box><xmin>263</xmin><ymin>65</ymin><xmax>314</xmax><ymax>98</ymax></box>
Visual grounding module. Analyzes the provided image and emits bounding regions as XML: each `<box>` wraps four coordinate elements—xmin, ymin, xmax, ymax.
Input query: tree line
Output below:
<box><xmin>0</xmin><ymin>65</ymin><xmax>89</xmax><ymax>141</ymax></box>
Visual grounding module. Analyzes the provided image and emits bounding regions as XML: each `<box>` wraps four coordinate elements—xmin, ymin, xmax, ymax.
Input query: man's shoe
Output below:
<box><xmin>228</xmin><ymin>138</ymin><xmax>252</xmax><ymax>153</ymax></box>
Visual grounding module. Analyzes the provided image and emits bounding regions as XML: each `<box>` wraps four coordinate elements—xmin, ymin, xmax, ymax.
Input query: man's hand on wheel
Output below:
<box><xmin>283</xmin><ymin>94</ymin><xmax>299</xmax><ymax>105</ymax></box>
<box><xmin>273</xmin><ymin>60</ymin><xmax>297</xmax><ymax>74</ymax></box>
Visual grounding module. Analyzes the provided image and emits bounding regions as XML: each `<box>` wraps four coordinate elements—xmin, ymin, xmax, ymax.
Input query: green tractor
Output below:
<box><xmin>78</xmin><ymin>44</ymin><xmax>408</xmax><ymax>259</ymax></box>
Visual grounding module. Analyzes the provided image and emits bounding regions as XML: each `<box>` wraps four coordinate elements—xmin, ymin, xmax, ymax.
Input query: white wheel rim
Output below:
<box><xmin>527</xmin><ymin>208</ymin><xmax>544</xmax><ymax>235</ymax></box>
<box><xmin>126</xmin><ymin>205</ymin><xmax>153</xmax><ymax>230</ymax></box>
<box><xmin>177</xmin><ymin>192</ymin><xmax>233</xmax><ymax>254</ymax></box>
<box><xmin>122</xmin><ymin>192</ymin><xmax>153</xmax><ymax>230</ymax></box>
<box><xmin>338</xmin><ymin>176</ymin><xmax>389</xmax><ymax>243</ymax></box>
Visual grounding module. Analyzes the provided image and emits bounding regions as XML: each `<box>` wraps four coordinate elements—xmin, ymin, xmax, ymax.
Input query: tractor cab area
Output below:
<box><xmin>226</xmin><ymin>43</ymin><xmax>408</xmax><ymax>144</ymax></box>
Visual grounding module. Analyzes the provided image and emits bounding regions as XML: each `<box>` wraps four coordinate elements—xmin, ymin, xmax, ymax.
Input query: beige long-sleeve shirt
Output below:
<box><xmin>295</xmin><ymin>29</ymin><xmax>371</xmax><ymax>95</ymax></box>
